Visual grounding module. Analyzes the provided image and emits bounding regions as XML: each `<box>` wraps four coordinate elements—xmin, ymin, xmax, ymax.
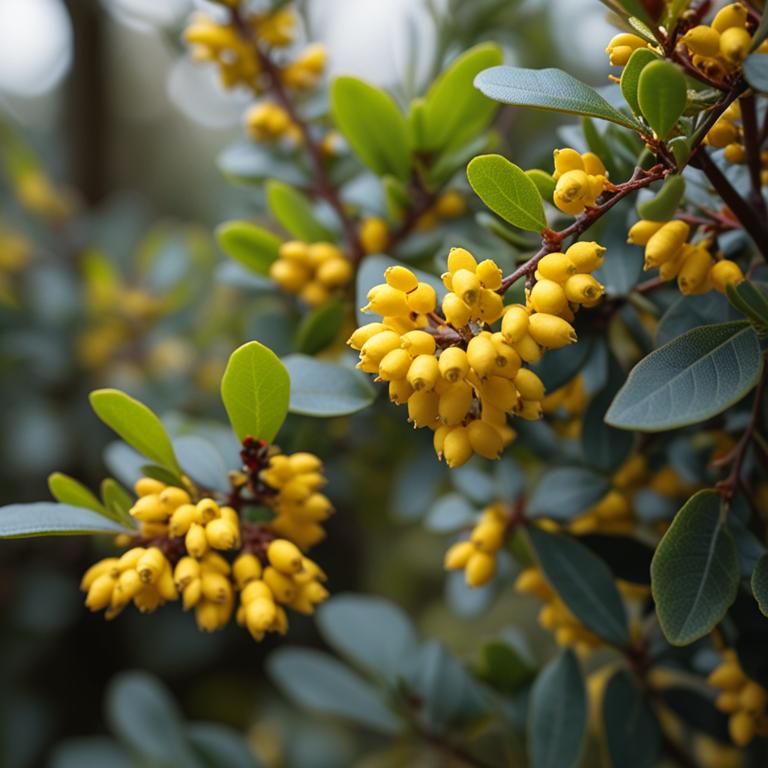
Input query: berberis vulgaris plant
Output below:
<box><xmin>5</xmin><ymin>0</ymin><xmax>768</xmax><ymax>765</ymax></box>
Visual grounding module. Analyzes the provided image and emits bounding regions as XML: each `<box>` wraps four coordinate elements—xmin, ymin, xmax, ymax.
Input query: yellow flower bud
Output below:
<box><xmin>360</xmin><ymin>330</ymin><xmax>401</xmax><ymax>363</ymax></box>
<box><xmin>529</xmin><ymin>279</ymin><xmax>568</xmax><ymax>315</ymax></box>
<box><xmin>361</xmin><ymin>217</ymin><xmax>390</xmax><ymax>255</ymax></box>
<box><xmin>552</xmin><ymin>148</ymin><xmax>584</xmax><ymax>179</ymax></box>
<box><xmin>724</xmin><ymin>142</ymin><xmax>747</xmax><ymax>164</ymax></box>
<box><xmin>479</xmin><ymin>376</ymin><xmax>519</xmax><ymax>412</ymax></box>
<box><xmin>515</xmin><ymin>567</ymin><xmax>552</xmax><ymax>599</ymax></box>
<box><xmin>512</xmin><ymin>333</ymin><xmax>543</xmax><ymax>363</ymax></box>
<box><xmin>465</xmin><ymin>551</ymin><xmax>496</xmax><ymax>587</ymax></box>
<box><xmin>514</xmin><ymin>368</ymin><xmax>545</xmax><ymax>401</ymax></box>
<box><xmin>85</xmin><ymin>573</ymin><xmax>116</xmax><ymax>611</ymax></box>
<box><xmin>537</xmin><ymin>252</ymin><xmax>577</xmax><ymax>283</ymax></box>
<box><xmin>364</xmin><ymin>284</ymin><xmax>410</xmax><ymax>316</ymax></box>
<box><xmin>605</xmin><ymin>33</ymin><xmax>647</xmax><ymax>66</ymax></box>
<box><xmin>246</xmin><ymin>598</ymin><xmax>278</xmax><ymax>635</ymax></box>
<box><xmin>169</xmin><ymin>504</ymin><xmax>197</xmax><ymax>537</ymax></box>
<box><xmin>438</xmin><ymin>381</ymin><xmax>473</xmax><ymax>426</ymax></box>
<box><xmin>528</xmin><ymin>313</ymin><xmax>577</xmax><ymax>348</ymax></box>
<box><xmin>389</xmin><ymin>378</ymin><xmax>413</xmax><ymax>404</ymax></box>
<box><xmin>347</xmin><ymin>322</ymin><xmax>387</xmax><ymax>350</ymax></box>
<box><xmin>407</xmin><ymin>354</ymin><xmax>441</xmax><ymax>392</ymax></box>
<box><xmin>241</xmin><ymin>579</ymin><xmax>273</xmax><ymax>605</ymax></box>
<box><xmin>196</xmin><ymin>498</ymin><xmax>220</xmax><ymax>524</ymax></box>
<box><xmin>716</xmin><ymin>691</ymin><xmax>740</xmax><ymax>712</ymax></box>
<box><xmin>301</xmin><ymin>280</ymin><xmax>330</xmax><ymax>308</ymax></box>
<box><xmin>706</xmin><ymin>118</ymin><xmax>739</xmax><ymax>148</ymax></box>
<box><xmin>476</xmin><ymin>289</ymin><xmax>504</xmax><ymax>323</ymax></box>
<box><xmin>467</xmin><ymin>334</ymin><xmax>499</xmax><ymax>378</ymax></box>
<box><xmin>129</xmin><ymin>495</ymin><xmax>167</xmax><ymax>523</ymax></box>
<box><xmin>280</xmin><ymin>241</ymin><xmax>311</xmax><ymax>262</ymax></box>
<box><xmin>407</xmin><ymin>390</ymin><xmax>439</xmax><ymax>427</ymax></box>
<box><xmin>443</xmin><ymin>426</ymin><xmax>473</xmax><ymax>468</ymax></box>
<box><xmin>174</xmin><ymin>557</ymin><xmax>201</xmax><ymax>590</ymax></box>
<box><xmin>437</xmin><ymin>346</ymin><xmax>469</xmax><ymax>382</ymax></box>
<box><xmin>135</xmin><ymin>477</ymin><xmax>165</xmax><ymax>497</ymax></box>
<box><xmin>137</xmin><ymin>547</ymin><xmax>167</xmax><ymax>585</ymax></box>
<box><xmin>644</xmin><ymin>220</ymin><xmax>690</xmax><ymax>267</ymax></box>
<box><xmin>681</xmin><ymin>25</ymin><xmax>722</xmax><ymax>56</ymax></box>
<box><xmin>516</xmin><ymin>399</ymin><xmax>544</xmax><ymax>420</ymax></box>
<box><xmin>378</xmin><ymin>348</ymin><xmax>412</xmax><ymax>381</ymax></box>
<box><xmin>471</xmin><ymin>514</ymin><xmax>506</xmax><ymax>551</ymax></box>
<box><xmin>467</xmin><ymin>420</ymin><xmax>504</xmax><ymax>460</ymax></box>
<box><xmin>501</xmin><ymin>305</ymin><xmax>530</xmax><ymax>343</ymax></box>
<box><xmin>316</xmin><ymin>257</ymin><xmax>352</xmax><ymax>288</ymax></box>
<box><xmin>81</xmin><ymin>558</ymin><xmax>120</xmax><ymax>591</ymax></box>
<box><xmin>581</xmin><ymin>152</ymin><xmax>607</xmax><ymax>177</ymax></box>
<box><xmin>447</xmin><ymin>247</ymin><xmax>477</xmax><ymax>274</ymax></box>
<box><xmin>205</xmin><ymin>518</ymin><xmax>240</xmax><ymax>550</ymax></box>
<box><xmin>451</xmin><ymin>269</ymin><xmax>482</xmax><ymax>306</ymax></box>
<box><xmin>476</xmin><ymin>259</ymin><xmax>503</xmax><ymax>290</ymax></box>
<box><xmin>712</xmin><ymin>3</ymin><xmax>748</xmax><ymax>33</ymax></box>
<box><xmin>490</xmin><ymin>334</ymin><xmax>522</xmax><ymax>378</ymax></box>
<box><xmin>740</xmin><ymin>681</ymin><xmax>768</xmax><ymax>712</ymax></box>
<box><xmin>444</xmin><ymin>540</ymin><xmax>474</xmax><ymax>569</ymax></box>
<box><xmin>678</xmin><ymin>247</ymin><xmax>713</xmax><ymax>295</ymax></box>
<box><xmin>385</xmin><ymin>265</ymin><xmax>418</xmax><ymax>292</ymax></box>
<box><xmin>719</xmin><ymin>26</ymin><xmax>752</xmax><ymax>63</ymax></box>
<box><xmin>400</xmin><ymin>330</ymin><xmax>436</xmax><ymax>357</ymax></box>
<box><xmin>270</xmin><ymin>259</ymin><xmax>309</xmax><ymax>292</ymax></box>
<box><xmin>565</xmin><ymin>241</ymin><xmax>606</xmax><ymax>272</ymax></box>
<box><xmin>729</xmin><ymin>710</ymin><xmax>756</xmax><ymax>747</ymax></box>
<box><xmin>406</xmin><ymin>282</ymin><xmax>437</xmax><ymax>314</ymax></box>
<box><xmin>263</xmin><ymin>566</ymin><xmax>297</xmax><ymax>602</ymax></box>
<box><xmin>627</xmin><ymin>220</ymin><xmax>665</xmax><ymax>246</ymax></box>
<box><xmin>268</xmin><ymin>539</ymin><xmax>305</xmax><ymax>575</ymax></box>
<box><xmin>186</xmin><ymin>522</ymin><xmax>209</xmax><ymax>558</ymax></box>
<box><xmin>710</xmin><ymin>259</ymin><xmax>744</xmax><ymax>291</ymax></box>
<box><xmin>435</xmin><ymin>190</ymin><xmax>466</xmax><ymax>218</ymax></box>
<box><xmin>564</xmin><ymin>274</ymin><xmax>604</xmax><ymax>304</ymax></box>
<box><xmin>555</xmin><ymin>169</ymin><xmax>590</xmax><ymax>205</ymax></box>
<box><xmin>442</xmin><ymin>292</ymin><xmax>472</xmax><ymax>327</ymax></box>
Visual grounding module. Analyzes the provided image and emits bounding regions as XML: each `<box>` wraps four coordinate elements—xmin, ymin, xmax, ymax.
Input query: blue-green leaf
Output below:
<box><xmin>0</xmin><ymin>502</ymin><xmax>133</xmax><ymax>538</ymax></box>
<box><xmin>266</xmin><ymin>181</ymin><xmax>335</xmax><ymax>242</ymax></box>
<box><xmin>528</xmin><ymin>467</ymin><xmax>611</xmax><ymax>521</ymax></box>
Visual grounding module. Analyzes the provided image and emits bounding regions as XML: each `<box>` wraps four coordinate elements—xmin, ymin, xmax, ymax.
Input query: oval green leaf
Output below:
<box><xmin>215</xmin><ymin>221</ymin><xmax>281</xmax><ymax>275</ymax></box>
<box><xmin>726</xmin><ymin>280</ymin><xmax>768</xmax><ymax>337</ymax></box>
<box><xmin>529</xmin><ymin>526</ymin><xmax>630</xmax><ymax>647</ymax></box>
<box><xmin>221</xmin><ymin>341</ymin><xmax>290</xmax><ymax>443</ymax></box>
<box><xmin>467</xmin><ymin>154</ymin><xmax>546</xmax><ymax>232</ymax></box>
<box><xmin>89</xmin><ymin>389</ymin><xmax>180</xmax><ymax>473</ymax></box>
<box><xmin>620</xmin><ymin>48</ymin><xmax>659</xmax><ymax>116</ymax></box>
<box><xmin>637</xmin><ymin>60</ymin><xmax>687</xmax><ymax>139</ymax></box>
<box><xmin>636</xmin><ymin>174</ymin><xmax>685</xmax><ymax>221</ymax></box>
<box><xmin>528</xmin><ymin>649</ymin><xmax>587</xmax><ymax>768</ymax></box>
<box><xmin>651</xmin><ymin>490</ymin><xmax>739</xmax><ymax>646</ymax></box>
<box><xmin>330</xmin><ymin>76</ymin><xmax>410</xmax><ymax>181</ymax></box>
<box><xmin>606</xmin><ymin>321</ymin><xmax>763</xmax><ymax>431</ymax></box>
<box><xmin>48</xmin><ymin>472</ymin><xmax>105</xmax><ymax>515</ymax></box>
<box><xmin>282</xmin><ymin>354</ymin><xmax>376</xmax><ymax>417</ymax></box>
<box><xmin>295</xmin><ymin>299</ymin><xmax>346</xmax><ymax>355</ymax></box>
<box><xmin>265</xmin><ymin>180</ymin><xmax>335</xmax><ymax>242</ymax></box>
<box><xmin>0</xmin><ymin>502</ymin><xmax>133</xmax><ymax>538</ymax></box>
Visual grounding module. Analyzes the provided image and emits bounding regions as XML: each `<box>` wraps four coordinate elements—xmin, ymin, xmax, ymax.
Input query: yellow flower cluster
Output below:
<box><xmin>706</xmin><ymin>102</ymin><xmax>768</xmax><ymax>184</ymax></box>
<box><xmin>269</xmin><ymin>241</ymin><xmax>353</xmax><ymax>307</ymax></box>
<box><xmin>709</xmin><ymin>650</ymin><xmax>768</xmax><ymax>746</ymax></box>
<box><xmin>680</xmin><ymin>3</ymin><xmax>766</xmax><ymax>80</ymax></box>
<box><xmin>259</xmin><ymin>451</ymin><xmax>332</xmax><ymax>549</ymax></box>
<box><xmin>280</xmin><ymin>44</ymin><xmax>326</xmax><ymax>91</ymax></box>
<box><xmin>443</xmin><ymin>504</ymin><xmax>508</xmax><ymax>587</ymax></box>
<box><xmin>627</xmin><ymin>219</ymin><xmax>744</xmax><ymax>294</ymax></box>
<box><xmin>416</xmin><ymin>190</ymin><xmax>468</xmax><ymax>231</ymax></box>
<box><xmin>515</xmin><ymin>566</ymin><xmax>602</xmax><ymax>652</ymax></box>
<box><xmin>552</xmin><ymin>148</ymin><xmax>610</xmax><ymax>216</ymax></box>
<box><xmin>244</xmin><ymin>102</ymin><xmax>302</xmax><ymax>144</ymax></box>
<box><xmin>605</xmin><ymin>33</ymin><xmax>651</xmax><ymax>66</ymax></box>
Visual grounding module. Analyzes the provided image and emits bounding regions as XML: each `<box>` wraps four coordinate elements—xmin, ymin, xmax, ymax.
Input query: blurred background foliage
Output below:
<box><xmin>0</xmin><ymin>1</ymin><xmax>620</xmax><ymax>766</ymax></box>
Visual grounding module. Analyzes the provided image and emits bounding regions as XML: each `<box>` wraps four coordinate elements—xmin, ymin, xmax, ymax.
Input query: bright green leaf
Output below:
<box><xmin>0</xmin><ymin>502</ymin><xmax>132</xmax><ymax>538</ymax></box>
<box><xmin>89</xmin><ymin>389</ymin><xmax>180</xmax><ymax>473</ymax></box>
<box><xmin>474</xmin><ymin>66</ymin><xmax>644</xmax><ymax>130</ymax></box>
<box><xmin>528</xmin><ymin>649</ymin><xmax>587</xmax><ymax>768</ymax></box>
<box><xmin>216</xmin><ymin>221</ymin><xmax>281</xmax><ymax>275</ymax></box>
<box><xmin>651</xmin><ymin>490</ymin><xmax>739</xmax><ymax>646</ymax></box>
<box><xmin>48</xmin><ymin>473</ymin><xmax>105</xmax><ymax>515</ymax></box>
<box><xmin>221</xmin><ymin>341</ymin><xmax>290</xmax><ymax>443</ymax></box>
<box><xmin>282</xmin><ymin>355</ymin><xmax>376</xmax><ymax>417</ymax></box>
<box><xmin>295</xmin><ymin>299</ymin><xmax>346</xmax><ymax>355</ymax></box>
<box><xmin>620</xmin><ymin>48</ymin><xmax>659</xmax><ymax>116</ymax></box>
<box><xmin>637</xmin><ymin>174</ymin><xmax>685</xmax><ymax>221</ymax></box>
<box><xmin>606</xmin><ymin>321</ymin><xmax>762</xmax><ymax>431</ymax></box>
<box><xmin>467</xmin><ymin>154</ymin><xmax>546</xmax><ymax>232</ymax></box>
<box><xmin>265</xmin><ymin>180</ymin><xmax>335</xmax><ymax>242</ymax></box>
<box><xmin>100</xmin><ymin>479</ymin><xmax>134</xmax><ymax>525</ymax></box>
<box><xmin>637</xmin><ymin>60</ymin><xmax>687</xmax><ymax>138</ymax></box>
<box><xmin>526</xmin><ymin>169</ymin><xmax>556</xmax><ymax>201</ymax></box>
<box><xmin>330</xmin><ymin>76</ymin><xmax>410</xmax><ymax>180</ymax></box>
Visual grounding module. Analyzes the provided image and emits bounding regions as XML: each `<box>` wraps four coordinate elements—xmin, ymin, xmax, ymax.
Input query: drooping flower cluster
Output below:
<box><xmin>552</xmin><ymin>148</ymin><xmax>611</xmax><ymax>216</ymax></box>
<box><xmin>709</xmin><ymin>650</ymin><xmax>768</xmax><ymax>746</ymax></box>
<box><xmin>80</xmin><ymin>443</ymin><xmax>332</xmax><ymax>640</ymax></box>
<box><xmin>269</xmin><ymin>241</ymin><xmax>352</xmax><ymax>307</ymax></box>
<box><xmin>706</xmin><ymin>102</ymin><xmax>768</xmax><ymax>183</ymax></box>
<box><xmin>443</xmin><ymin>504</ymin><xmax>508</xmax><ymax>587</ymax></box>
<box><xmin>627</xmin><ymin>219</ymin><xmax>744</xmax><ymax>294</ymax></box>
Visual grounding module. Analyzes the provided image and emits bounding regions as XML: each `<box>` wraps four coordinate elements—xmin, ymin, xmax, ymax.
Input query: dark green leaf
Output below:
<box><xmin>474</xmin><ymin>641</ymin><xmax>535</xmax><ymax>693</ymax></box>
<box><xmin>606</xmin><ymin>321</ymin><xmax>763</xmax><ymax>431</ymax></box>
<box><xmin>268</xmin><ymin>648</ymin><xmax>400</xmax><ymax>734</ymax></box>
<box><xmin>89</xmin><ymin>389</ymin><xmax>181</xmax><ymax>473</ymax></box>
<box><xmin>620</xmin><ymin>48</ymin><xmax>659</xmax><ymax>116</ymax></box>
<box><xmin>282</xmin><ymin>354</ymin><xmax>376</xmax><ymax>417</ymax></box>
<box><xmin>532</xmin><ymin>333</ymin><xmax>595</xmax><ymax>391</ymax></box>
<box><xmin>187</xmin><ymin>724</ymin><xmax>262</xmax><ymax>768</ymax></box>
<box><xmin>528</xmin><ymin>467</ymin><xmax>611</xmax><ymax>521</ymax></box>
<box><xmin>602</xmin><ymin>669</ymin><xmax>660</xmax><ymax>768</ymax></box>
<box><xmin>637</xmin><ymin>60</ymin><xmax>687</xmax><ymax>138</ymax></box>
<box><xmin>576</xmin><ymin>534</ymin><xmax>654</xmax><ymax>585</ymax></box>
<box><xmin>656</xmin><ymin>292</ymin><xmax>738</xmax><ymax>345</ymax></box>
<box><xmin>216</xmin><ymin>221</ymin><xmax>281</xmax><ymax>275</ymax></box>
<box><xmin>528</xmin><ymin>649</ymin><xmax>587</xmax><ymax>768</ymax></box>
<box><xmin>295</xmin><ymin>299</ymin><xmax>346</xmax><ymax>355</ymax></box>
<box><xmin>265</xmin><ymin>180</ymin><xmax>335</xmax><ymax>242</ymax></box>
<box><xmin>751</xmin><ymin>554</ymin><xmax>768</xmax><ymax>618</ymax></box>
<box><xmin>467</xmin><ymin>154</ymin><xmax>546</xmax><ymax>232</ymax></box>
<box><xmin>330</xmin><ymin>76</ymin><xmax>410</xmax><ymax>180</ymax></box>
<box><xmin>529</xmin><ymin>526</ymin><xmax>630</xmax><ymax>647</ymax></box>
<box><xmin>474</xmin><ymin>66</ymin><xmax>643</xmax><ymax>130</ymax></box>
<box><xmin>651</xmin><ymin>490</ymin><xmax>739</xmax><ymax>645</ymax></box>
<box><xmin>0</xmin><ymin>502</ymin><xmax>132</xmax><ymax>538</ymax></box>
<box><xmin>726</xmin><ymin>280</ymin><xmax>768</xmax><ymax>337</ymax></box>
<box><xmin>48</xmin><ymin>472</ymin><xmax>105</xmax><ymax>515</ymax></box>
<box><xmin>100</xmin><ymin>479</ymin><xmax>134</xmax><ymax>525</ymax></box>
<box><xmin>221</xmin><ymin>341</ymin><xmax>290</xmax><ymax>443</ymax></box>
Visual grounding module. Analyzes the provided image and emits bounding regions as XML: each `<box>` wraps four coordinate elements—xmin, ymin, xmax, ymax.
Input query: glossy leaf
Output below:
<box><xmin>0</xmin><ymin>502</ymin><xmax>133</xmax><ymax>538</ymax></box>
<box><xmin>656</xmin><ymin>292</ymin><xmax>738</xmax><ymax>346</ymax></box>
<box><xmin>744</xmin><ymin>53</ymin><xmax>768</xmax><ymax>92</ymax></box>
<box><xmin>528</xmin><ymin>649</ymin><xmax>587</xmax><ymax>768</ymax></box>
<box><xmin>651</xmin><ymin>490</ymin><xmax>739</xmax><ymax>645</ymax></box>
<box><xmin>636</xmin><ymin>175</ymin><xmax>685</xmax><ymax>221</ymax></box>
<box><xmin>89</xmin><ymin>389</ymin><xmax>181</xmax><ymax>473</ymax></box>
<box><xmin>529</xmin><ymin>526</ymin><xmax>630</xmax><ymax>647</ymax></box>
<box><xmin>282</xmin><ymin>354</ymin><xmax>376</xmax><ymax>417</ymax></box>
<box><xmin>752</xmin><ymin>555</ymin><xmax>768</xmax><ymax>618</ymax></box>
<box><xmin>528</xmin><ymin>467</ymin><xmax>611</xmax><ymax>521</ymax></box>
<box><xmin>467</xmin><ymin>154</ymin><xmax>546</xmax><ymax>232</ymax></box>
<box><xmin>330</xmin><ymin>76</ymin><xmax>410</xmax><ymax>180</ymax></box>
<box><xmin>637</xmin><ymin>60</ymin><xmax>687</xmax><ymax>138</ymax></box>
<box><xmin>606</xmin><ymin>321</ymin><xmax>762</xmax><ymax>431</ymax></box>
<box><xmin>620</xmin><ymin>48</ymin><xmax>658</xmax><ymax>116</ymax></box>
<box><xmin>726</xmin><ymin>280</ymin><xmax>768</xmax><ymax>337</ymax></box>
<box><xmin>215</xmin><ymin>221</ymin><xmax>281</xmax><ymax>275</ymax></box>
<box><xmin>474</xmin><ymin>66</ymin><xmax>643</xmax><ymax>130</ymax></box>
<box><xmin>265</xmin><ymin>180</ymin><xmax>335</xmax><ymax>242</ymax></box>
<box><xmin>220</xmin><ymin>341</ymin><xmax>290</xmax><ymax>443</ymax></box>
<box><xmin>48</xmin><ymin>472</ymin><xmax>104</xmax><ymax>515</ymax></box>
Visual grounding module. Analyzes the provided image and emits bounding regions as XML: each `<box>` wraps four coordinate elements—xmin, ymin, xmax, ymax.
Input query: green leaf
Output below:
<box><xmin>528</xmin><ymin>649</ymin><xmax>587</xmax><ymax>768</ymax></box>
<box><xmin>637</xmin><ymin>60</ymin><xmax>687</xmax><ymax>139</ymax></box>
<box><xmin>100</xmin><ymin>479</ymin><xmax>134</xmax><ymax>525</ymax></box>
<box><xmin>0</xmin><ymin>502</ymin><xmax>133</xmax><ymax>538</ymax></box>
<box><xmin>525</xmin><ymin>169</ymin><xmax>556</xmax><ymax>201</ymax></box>
<box><xmin>529</xmin><ymin>526</ymin><xmax>630</xmax><ymax>647</ymax></box>
<box><xmin>48</xmin><ymin>472</ymin><xmax>105</xmax><ymax>515</ymax></box>
<box><xmin>474</xmin><ymin>641</ymin><xmax>535</xmax><ymax>693</ymax></box>
<box><xmin>752</xmin><ymin>554</ymin><xmax>768</xmax><ymax>617</ymax></box>
<box><xmin>467</xmin><ymin>154</ymin><xmax>546</xmax><ymax>232</ymax></box>
<box><xmin>421</xmin><ymin>43</ymin><xmax>503</xmax><ymax>153</ymax></box>
<box><xmin>107</xmin><ymin>672</ymin><xmax>201</xmax><ymax>766</ymax></box>
<box><xmin>187</xmin><ymin>724</ymin><xmax>262</xmax><ymax>768</ymax></box>
<box><xmin>218</xmin><ymin>139</ymin><xmax>307</xmax><ymax>187</ymax></box>
<box><xmin>265</xmin><ymin>180</ymin><xmax>335</xmax><ymax>242</ymax></box>
<box><xmin>726</xmin><ymin>280</ymin><xmax>768</xmax><ymax>337</ymax></box>
<box><xmin>474</xmin><ymin>66</ymin><xmax>643</xmax><ymax>130</ymax></box>
<box><xmin>221</xmin><ymin>341</ymin><xmax>290</xmax><ymax>443</ymax></box>
<box><xmin>651</xmin><ymin>490</ymin><xmax>739</xmax><ymax>646</ymax></box>
<box><xmin>528</xmin><ymin>467</ymin><xmax>611</xmax><ymax>521</ymax></box>
<box><xmin>316</xmin><ymin>594</ymin><xmax>419</xmax><ymax>681</ymax></box>
<box><xmin>636</xmin><ymin>174</ymin><xmax>685</xmax><ymax>221</ymax></box>
<box><xmin>606</xmin><ymin>321</ymin><xmax>763</xmax><ymax>431</ymax></box>
<box><xmin>295</xmin><ymin>299</ymin><xmax>346</xmax><ymax>355</ymax></box>
<box><xmin>744</xmin><ymin>54</ymin><xmax>768</xmax><ymax>92</ymax></box>
<box><xmin>141</xmin><ymin>465</ymin><xmax>186</xmax><ymax>488</ymax></box>
<box><xmin>657</xmin><ymin>292</ymin><xmax>738</xmax><ymax>345</ymax></box>
<box><xmin>620</xmin><ymin>48</ymin><xmax>659</xmax><ymax>116</ymax></box>
<box><xmin>330</xmin><ymin>76</ymin><xmax>410</xmax><ymax>180</ymax></box>
<box><xmin>89</xmin><ymin>389</ymin><xmax>180</xmax><ymax>473</ymax></box>
<box><xmin>599</xmin><ymin>0</ymin><xmax>657</xmax><ymax>26</ymax></box>
<box><xmin>174</xmin><ymin>436</ymin><xmax>230</xmax><ymax>493</ymax></box>
<box><xmin>268</xmin><ymin>648</ymin><xmax>400</xmax><ymax>734</ymax></box>
<box><xmin>283</xmin><ymin>354</ymin><xmax>377</xmax><ymax>417</ymax></box>
<box><xmin>751</xmin><ymin>12</ymin><xmax>768</xmax><ymax>50</ymax></box>
<box><xmin>602</xmin><ymin>669</ymin><xmax>660</xmax><ymax>768</ymax></box>
<box><xmin>215</xmin><ymin>221</ymin><xmax>281</xmax><ymax>275</ymax></box>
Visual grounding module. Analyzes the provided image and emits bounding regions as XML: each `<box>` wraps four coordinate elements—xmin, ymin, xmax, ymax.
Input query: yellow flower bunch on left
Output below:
<box><xmin>552</xmin><ymin>148</ymin><xmax>610</xmax><ymax>216</ymax></box>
